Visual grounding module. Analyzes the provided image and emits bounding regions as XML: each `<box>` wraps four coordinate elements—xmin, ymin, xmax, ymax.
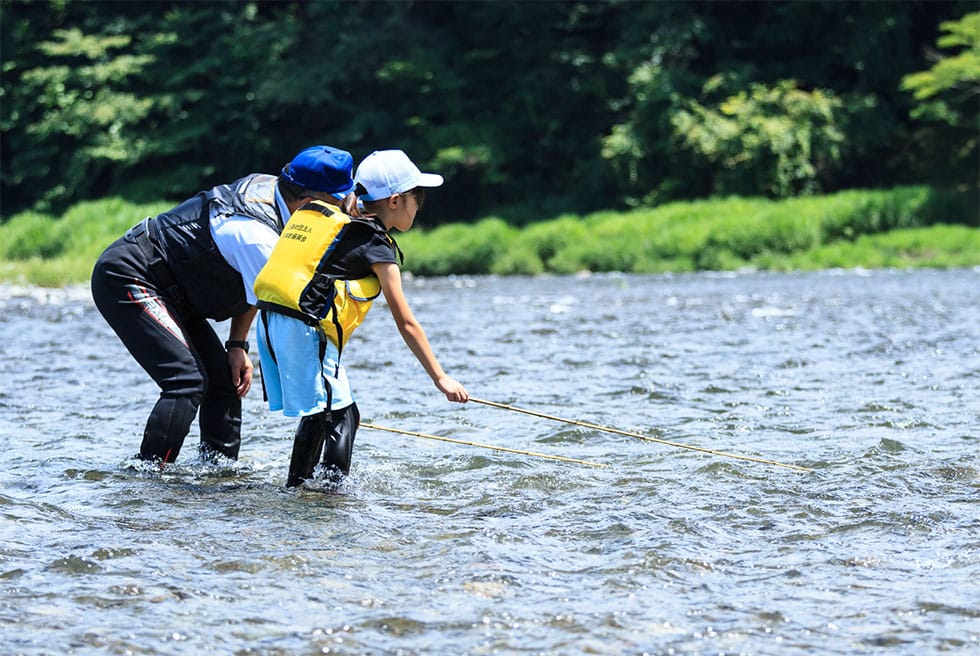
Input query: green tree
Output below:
<box><xmin>901</xmin><ymin>12</ymin><xmax>980</xmax><ymax>189</ymax></box>
<box><xmin>1</xmin><ymin>0</ymin><xmax>973</xmax><ymax>222</ymax></box>
<box><xmin>600</xmin><ymin>1</ymin><xmax>968</xmax><ymax>204</ymax></box>
<box><xmin>0</xmin><ymin>1</ymin><xmax>305</xmax><ymax>213</ymax></box>
<box><xmin>672</xmin><ymin>79</ymin><xmax>845</xmax><ymax>198</ymax></box>
<box><xmin>1</xmin><ymin>4</ymin><xmax>157</xmax><ymax>212</ymax></box>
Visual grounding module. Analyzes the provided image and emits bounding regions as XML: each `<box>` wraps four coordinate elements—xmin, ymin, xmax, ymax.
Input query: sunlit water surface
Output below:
<box><xmin>1</xmin><ymin>269</ymin><xmax>978</xmax><ymax>655</ymax></box>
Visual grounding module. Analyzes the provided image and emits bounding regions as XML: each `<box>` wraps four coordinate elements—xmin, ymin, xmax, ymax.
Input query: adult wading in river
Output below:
<box><xmin>91</xmin><ymin>146</ymin><xmax>356</xmax><ymax>464</ymax></box>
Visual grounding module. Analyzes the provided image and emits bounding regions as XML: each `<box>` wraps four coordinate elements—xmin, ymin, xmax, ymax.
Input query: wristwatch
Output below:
<box><xmin>225</xmin><ymin>339</ymin><xmax>250</xmax><ymax>353</ymax></box>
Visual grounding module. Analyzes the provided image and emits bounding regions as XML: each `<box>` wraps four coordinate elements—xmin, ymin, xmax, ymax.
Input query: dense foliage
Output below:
<box><xmin>1</xmin><ymin>1</ymin><xmax>977</xmax><ymax>224</ymax></box>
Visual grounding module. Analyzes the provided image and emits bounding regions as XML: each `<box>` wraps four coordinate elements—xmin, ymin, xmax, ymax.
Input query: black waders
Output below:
<box><xmin>91</xmin><ymin>237</ymin><xmax>243</xmax><ymax>465</ymax></box>
<box><xmin>286</xmin><ymin>403</ymin><xmax>359</xmax><ymax>487</ymax></box>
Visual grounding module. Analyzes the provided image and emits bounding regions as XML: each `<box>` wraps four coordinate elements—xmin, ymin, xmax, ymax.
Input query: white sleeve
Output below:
<box><xmin>210</xmin><ymin>214</ymin><xmax>280</xmax><ymax>306</ymax></box>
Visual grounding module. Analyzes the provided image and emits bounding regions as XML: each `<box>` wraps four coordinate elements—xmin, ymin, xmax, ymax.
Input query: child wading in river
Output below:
<box><xmin>254</xmin><ymin>149</ymin><xmax>469</xmax><ymax>486</ymax></box>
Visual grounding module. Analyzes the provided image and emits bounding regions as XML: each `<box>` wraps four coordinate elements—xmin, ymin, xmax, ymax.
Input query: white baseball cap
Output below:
<box><xmin>355</xmin><ymin>150</ymin><xmax>444</xmax><ymax>201</ymax></box>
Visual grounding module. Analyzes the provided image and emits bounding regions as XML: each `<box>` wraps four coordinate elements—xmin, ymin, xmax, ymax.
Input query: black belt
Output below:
<box><xmin>255</xmin><ymin>300</ymin><xmax>320</xmax><ymax>328</ymax></box>
<box><xmin>256</xmin><ymin>301</ymin><xmax>336</xmax><ymax>370</ymax></box>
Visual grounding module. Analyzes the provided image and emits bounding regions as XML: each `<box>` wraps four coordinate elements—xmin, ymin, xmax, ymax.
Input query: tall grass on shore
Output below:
<box><xmin>1</xmin><ymin>186</ymin><xmax>976</xmax><ymax>287</ymax></box>
<box><xmin>1</xmin><ymin>198</ymin><xmax>172</xmax><ymax>287</ymax></box>
<box><xmin>399</xmin><ymin>185</ymin><xmax>978</xmax><ymax>275</ymax></box>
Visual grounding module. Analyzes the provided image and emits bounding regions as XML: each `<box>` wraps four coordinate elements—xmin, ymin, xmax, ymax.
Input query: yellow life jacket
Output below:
<box><xmin>254</xmin><ymin>200</ymin><xmax>393</xmax><ymax>351</ymax></box>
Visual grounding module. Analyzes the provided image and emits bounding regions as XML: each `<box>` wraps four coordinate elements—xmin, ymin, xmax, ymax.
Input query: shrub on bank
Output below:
<box><xmin>398</xmin><ymin>218</ymin><xmax>523</xmax><ymax>276</ymax></box>
<box><xmin>0</xmin><ymin>197</ymin><xmax>170</xmax><ymax>263</ymax></box>
<box><xmin>402</xmin><ymin>185</ymin><xmax>976</xmax><ymax>275</ymax></box>
<box><xmin>1</xmin><ymin>186</ymin><xmax>976</xmax><ymax>285</ymax></box>
<box><xmin>757</xmin><ymin>225</ymin><xmax>980</xmax><ymax>270</ymax></box>
<box><xmin>0</xmin><ymin>197</ymin><xmax>171</xmax><ymax>286</ymax></box>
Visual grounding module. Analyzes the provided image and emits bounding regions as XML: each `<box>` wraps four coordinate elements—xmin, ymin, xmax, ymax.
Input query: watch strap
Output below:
<box><xmin>225</xmin><ymin>339</ymin><xmax>249</xmax><ymax>353</ymax></box>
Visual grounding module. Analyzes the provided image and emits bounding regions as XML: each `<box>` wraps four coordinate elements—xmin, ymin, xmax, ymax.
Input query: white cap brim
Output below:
<box><xmin>415</xmin><ymin>172</ymin><xmax>444</xmax><ymax>188</ymax></box>
<box><xmin>356</xmin><ymin>150</ymin><xmax>444</xmax><ymax>200</ymax></box>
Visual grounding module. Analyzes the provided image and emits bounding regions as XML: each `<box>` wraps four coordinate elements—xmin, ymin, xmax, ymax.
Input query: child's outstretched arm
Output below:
<box><xmin>373</xmin><ymin>262</ymin><xmax>469</xmax><ymax>403</ymax></box>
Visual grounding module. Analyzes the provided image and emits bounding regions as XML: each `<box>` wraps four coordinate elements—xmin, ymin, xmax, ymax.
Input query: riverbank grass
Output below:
<box><xmin>400</xmin><ymin>185</ymin><xmax>977</xmax><ymax>275</ymax></box>
<box><xmin>1</xmin><ymin>186</ymin><xmax>976</xmax><ymax>286</ymax></box>
<box><xmin>1</xmin><ymin>198</ymin><xmax>172</xmax><ymax>286</ymax></box>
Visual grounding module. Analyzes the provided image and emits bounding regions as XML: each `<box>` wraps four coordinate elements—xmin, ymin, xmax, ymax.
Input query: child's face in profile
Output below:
<box><xmin>390</xmin><ymin>188</ymin><xmax>422</xmax><ymax>232</ymax></box>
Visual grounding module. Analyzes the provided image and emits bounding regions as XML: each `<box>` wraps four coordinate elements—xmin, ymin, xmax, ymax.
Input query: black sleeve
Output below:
<box><xmin>358</xmin><ymin>230</ymin><xmax>400</xmax><ymax>268</ymax></box>
<box><xmin>327</xmin><ymin>224</ymin><xmax>399</xmax><ymax>279</ymax></box>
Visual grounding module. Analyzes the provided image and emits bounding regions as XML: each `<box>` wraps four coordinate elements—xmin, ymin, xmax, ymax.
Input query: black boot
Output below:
<box><xmin>198</xmin><ymin>398</ymin><xmax>242</xmax><ymax>461</ymax></box>
<box><xmin>198</xmin><ymin>429</ymin><xmax>241</xmax><ymax>463</ymax></box>
<box><xmin>321</xmin><ymin>403</ymin><xmax>359</xmax><ymax>483</ymax></box>
<box><xmin>287</xmin><ymin>412</ymin><xmax>327</xmax><ymax>487</ymax></box>
<box><xmin>139</xmin><ymin>391</ymin><xmax>201</xmax><ymax>463</ymax></box>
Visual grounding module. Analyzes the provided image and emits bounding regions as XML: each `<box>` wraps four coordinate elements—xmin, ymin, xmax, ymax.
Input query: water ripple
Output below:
<box><xmin>2</xmin><ymin>271</ymin><xmax>979</xmax><ymax>654</ymax></box>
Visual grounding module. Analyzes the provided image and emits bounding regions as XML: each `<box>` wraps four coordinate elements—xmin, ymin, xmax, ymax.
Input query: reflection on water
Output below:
<box><xmin>1</xmin><ymin>269</ymin><xmax>979</xmax><ymax>654</ymax></box>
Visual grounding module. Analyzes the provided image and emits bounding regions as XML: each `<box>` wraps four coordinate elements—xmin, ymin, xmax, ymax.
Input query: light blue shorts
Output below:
<box><xmin>256</xmin><ymin>312</ymin><xmax>354</xmax><ymax>417</ymax></box>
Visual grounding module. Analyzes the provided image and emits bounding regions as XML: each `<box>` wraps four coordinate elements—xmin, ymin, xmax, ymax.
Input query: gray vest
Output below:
<box><xmin>146</xmin><ymin>174</ymin><xmax>283</xmax><ymax>320</ymax></box>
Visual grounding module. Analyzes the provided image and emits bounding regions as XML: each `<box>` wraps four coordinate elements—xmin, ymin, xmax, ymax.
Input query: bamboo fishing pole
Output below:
<box><xmin>360</xmin><ymin>422</ymin><xmax>608</xmax><ymax>468</ymax></box>
<box><xmin>468</xmin><ymin>398</ymin><xmax>812</xmax><ymax>473</ymax></box>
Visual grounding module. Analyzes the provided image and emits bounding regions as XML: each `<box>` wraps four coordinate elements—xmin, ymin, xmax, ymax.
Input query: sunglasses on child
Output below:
<box><xmin>400</xmin><ymin>187</ymin><xmax>425</xmax><ymax>211</ymax></box>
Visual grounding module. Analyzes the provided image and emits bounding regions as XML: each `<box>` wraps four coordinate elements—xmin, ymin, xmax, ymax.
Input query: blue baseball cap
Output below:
<box><xmin>281</xmin><ymin>145</ymin><xmax>355</xmax><ymax>194</ymax></box>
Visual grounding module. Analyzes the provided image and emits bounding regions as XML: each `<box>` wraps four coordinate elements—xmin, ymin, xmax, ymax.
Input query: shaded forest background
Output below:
<box><xmin>1</xmin><ymin>0</ymin><xmax>977</xmax><ymax>225</ymax></box>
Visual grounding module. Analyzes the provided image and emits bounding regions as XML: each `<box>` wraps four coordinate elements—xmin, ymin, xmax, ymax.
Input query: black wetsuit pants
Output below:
<box><xmin>91</xmin><ymin>236</ymin><xmax>242</xmax><ymax>463</ymax></box>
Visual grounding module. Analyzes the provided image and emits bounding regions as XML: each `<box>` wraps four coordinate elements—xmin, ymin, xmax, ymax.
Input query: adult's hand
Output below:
<box><xmin>229</xmin><ymin>348</ymin><xmax>253</xmax><ymax>398</ymax></box>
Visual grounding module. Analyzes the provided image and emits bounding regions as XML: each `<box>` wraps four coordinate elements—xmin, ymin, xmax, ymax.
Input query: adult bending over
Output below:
<box><xmin>91</xmin><ymin>146</ymin><xmax>356</xmax><ymax>464</ymax></box>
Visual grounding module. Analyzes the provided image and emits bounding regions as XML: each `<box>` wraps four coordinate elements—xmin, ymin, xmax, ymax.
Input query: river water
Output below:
<box><xmin>1</xmin><ymin>269</ymin><xmax>978</xmax><ymax>655</ymax></box>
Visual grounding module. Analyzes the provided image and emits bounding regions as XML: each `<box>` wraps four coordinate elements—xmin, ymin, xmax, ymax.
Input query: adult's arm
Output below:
<box><xmin>212</xmin><ymin>216</ymin><xmax>279</xmax><ymax>398</ymax></box>
<box><xmin>227</xmin><ymin>307</ymin><xmax>256</xmax><ymax>398</ymax></box>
